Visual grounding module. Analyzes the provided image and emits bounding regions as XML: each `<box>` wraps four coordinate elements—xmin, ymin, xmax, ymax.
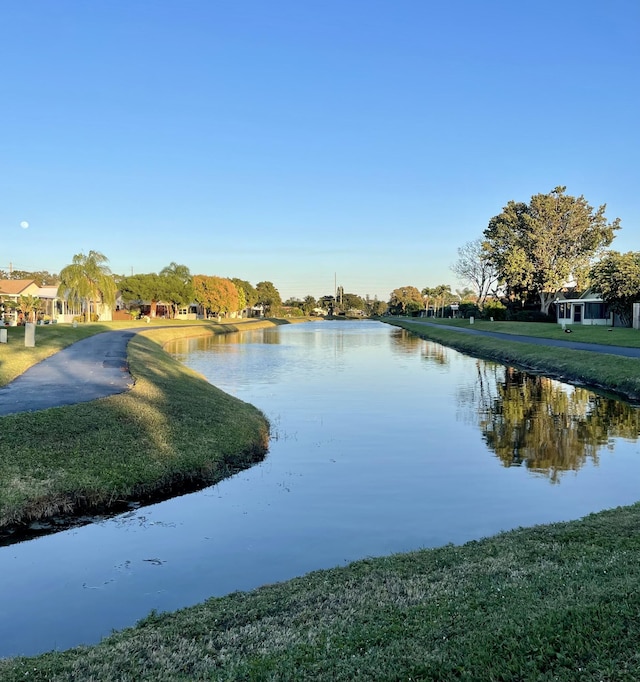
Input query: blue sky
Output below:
<box><xmin>2</xmin><ymin>0</ymin><xmax>638</xmax><ymax>302</ymax></box>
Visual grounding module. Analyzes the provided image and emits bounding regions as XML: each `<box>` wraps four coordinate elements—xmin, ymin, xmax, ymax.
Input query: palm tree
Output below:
<box><xmin>18</xmin><ymin>294</ymin><xmax>42</xmax><ymax>323</ymax></box>
<box><xmin>57</xmin><ymin>251</ymin><xmax>117</xmax><ymax>322</ymax></box>
<box><xmin>160</xmin><ymin>262</ymin><xmax>191</xmax><ymax>283</ymax></box>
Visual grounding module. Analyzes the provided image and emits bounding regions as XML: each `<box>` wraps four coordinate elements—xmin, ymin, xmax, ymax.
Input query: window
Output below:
<box><xmin>585</xmin><ymin>302</ymin><xmax>605</xmax><ymax>319</ymax></box>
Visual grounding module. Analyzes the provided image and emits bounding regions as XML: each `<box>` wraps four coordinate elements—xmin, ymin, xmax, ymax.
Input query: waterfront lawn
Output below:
<box><xmin>1</xmin><ymin>502</ymin><xmax>640</xmax><ymax>680</ymax></box>
<box><xmin>388</xmin><ymin>319</ymin><xmax>640</xmax><ymax>402</ymax></box>
<box><xmin>419</xmin><ymin>317</ymin><xmax>640</xmax><ymax>347</ymax></box>
<box><xmin>0</xmin><ymin>329</ymin><xmax>269</xmax><ymax>530</ymax></box>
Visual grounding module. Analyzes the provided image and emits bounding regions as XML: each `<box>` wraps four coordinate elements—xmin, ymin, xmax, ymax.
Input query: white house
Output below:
<box><xmin>555</xmin><ymin>290</ymin><xmax>612</xmax><ymax>326</ymax></box>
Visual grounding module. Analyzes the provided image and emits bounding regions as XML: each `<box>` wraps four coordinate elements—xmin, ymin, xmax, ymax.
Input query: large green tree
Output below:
<box><xmin>589</xmin><ymin>251</ymin><xmax>640</xmax><ymax>326</ymax></box>
<box><xmin>484</xmin><ymin>187</ymin><xmax>620</xmax><ymax>314</ymax></box>
<box><xmin>302</xmin><ymin>295</ymin><xmax>317</xmax><ymax>315</ymax></box>
<box><xmin>388</xmin><ymin>286</ymin><xmax>424</xmax><ymax>315</ymax></box>
<box><xmin>255</xmin><ymin>281</ymin><xmax>282</xmax><ymax>316</ymax></box>
<box><xmin>230</xmin><ymin>278</ymin><xmax>258</xmax><ymax>311</ymax></box>
<box><xmin>159</xmin><ymin>263</ymin><xmax>194</xmax><ymax>317</ymax></box>
<box><xmin>119</xmin><ymin>273</ymin><xmax>166</xmax><ymax>317</ymax></box>
<box><xmin>57</xmin><ymin>250</ymin><xmax>117</xmax><ymax>321</ymax></box>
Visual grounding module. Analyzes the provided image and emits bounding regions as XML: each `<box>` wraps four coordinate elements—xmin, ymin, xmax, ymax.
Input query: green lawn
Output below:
<box><xmin>412</xmin><ymin>317</ymin><xmax>640</xmax><ymax>347</ymax></box>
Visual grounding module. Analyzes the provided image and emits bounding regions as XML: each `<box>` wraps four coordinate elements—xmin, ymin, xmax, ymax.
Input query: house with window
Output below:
<box><xmin>555</xmin><ymin>289</ymin><xmax>613</xmax><ymax>326</ymax></box>
<box><xmin>0</xmin><ymin>279</ymin><xmax>65</xmax><ymax>324</ymax></box>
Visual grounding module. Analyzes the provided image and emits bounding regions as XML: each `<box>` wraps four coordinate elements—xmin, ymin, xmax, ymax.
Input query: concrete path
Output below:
<box><xmin>1</xmin><ymin>322</ymin><xmax>640</xmax><ymax>417</ymax></box>
<box><xmin>0</xmin><ymin>330</ymin><xmax>136</xmax><ymax>416</ymax></box>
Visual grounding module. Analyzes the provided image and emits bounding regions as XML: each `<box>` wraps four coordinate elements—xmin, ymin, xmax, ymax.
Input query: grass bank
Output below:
<box><xmin>403</xmin><ymin>317</ymin><xmax>640</xmax><ymax>347</ymax></box>
<box><xmin>385</xmin><ymin>318</ymin><xmax>640</xmax><ymax>402</ymax></box>
<box><xmin>0</xmin><ymin>319</ymin><xmax>293</xmax><ymax>537</ymax></box>
<box><xmin>2</xmin><ymin>502</ymin><xmax>640</xmax><ymax>680</ymax></box>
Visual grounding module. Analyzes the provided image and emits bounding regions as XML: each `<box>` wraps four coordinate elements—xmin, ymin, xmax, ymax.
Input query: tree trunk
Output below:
<box><xmin>539</xmin><ymin>292</ymin><xmax>555</xmax><ymax>316</ymax></box>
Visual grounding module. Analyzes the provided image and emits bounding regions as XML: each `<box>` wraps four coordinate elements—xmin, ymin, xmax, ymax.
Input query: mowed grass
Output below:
<box><xmin>387</xmin><ymin>318</ymin><xmax>640</xmax><ymax>402</ymax></box>
<box><xmin>419</xmin><ymin>317</ymin><xmax>640</xmax><ymax>347</ymax></box>
<box><xmin>0</xmin><ymin>320</ymin><xmax>286</xmax><ymax>531</ymax></box>
<box><xmin>2</xmin><ymin>503</ymin><xmax>640</xmax><ymax>680</ymax></box>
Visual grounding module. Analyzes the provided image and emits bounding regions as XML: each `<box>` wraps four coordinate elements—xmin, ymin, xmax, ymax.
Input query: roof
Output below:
<box><xmin>0</xmin><ymin>279</ymin><xmax>37</xmax><ymax>295</ymax></box>
<box><xmin>37</xmin><ymin>286</ymin><xmax>60</xmax><ymax>299</ymax></box>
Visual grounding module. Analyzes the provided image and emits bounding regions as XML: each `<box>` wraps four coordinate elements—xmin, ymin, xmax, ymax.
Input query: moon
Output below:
<box><xmin>20</xmin><ymin>221</ymin><xmax>29</xmax><ymax>229</ymax></box>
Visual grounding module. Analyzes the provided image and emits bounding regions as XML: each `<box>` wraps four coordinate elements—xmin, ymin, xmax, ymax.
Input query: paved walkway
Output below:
<box><xmin>1</xmin><ymin>322</ymin><xmax>640</xmax><ymax>417</ymax></box>
<box><xmin>0</xmin><ymin>330</ymin><xmax>136</xmax><ymax>416</ymax></box>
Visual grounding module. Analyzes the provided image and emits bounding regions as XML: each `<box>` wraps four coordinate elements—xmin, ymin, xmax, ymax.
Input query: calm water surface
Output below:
<box><xmin>1</xmin><ymin>320</ymin><xmax>639</xmax><ymax>658</ymax></box>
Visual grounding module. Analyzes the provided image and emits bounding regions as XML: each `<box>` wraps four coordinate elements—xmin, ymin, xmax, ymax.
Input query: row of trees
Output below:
<box><xmin>54</xmin><ymin>251</ymin><xmax>284</xmax><ymax>321</ymax></box>
<box><xmin>386</xmin><ymin>284</ymin><xmax>477</xmax><ymax>317</ymax></box>
<box><xmin>451</xmin><ymin>186</ymin><xmax>638</xmax><ymax>322</ymax></box>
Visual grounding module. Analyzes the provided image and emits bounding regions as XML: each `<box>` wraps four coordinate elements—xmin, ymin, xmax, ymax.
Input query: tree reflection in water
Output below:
<box><xmin>459</xmin><ymin>363</ymin><xmax>640</xmax><ymax>482</ymax></box>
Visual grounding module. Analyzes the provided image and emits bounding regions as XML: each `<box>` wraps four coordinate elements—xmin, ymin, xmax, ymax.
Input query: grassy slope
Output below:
<box><xmin>387</xmin><ymin>318</ymin><xmax>640</xmax><ymax>402</ymax></box>
<box><xmin>2</xmin><ymin>318</ymin><xmax>640</xmax><ymax>680</ymax></box>
<box><xmin>0</xmin><ymin>321</ymin><xmax>285</xmax><ymax>530</ymax></box>
<box><xmin>410</xmin><ymin>318</ymin><xmax>640</xmax><ymax>347</ymax></box>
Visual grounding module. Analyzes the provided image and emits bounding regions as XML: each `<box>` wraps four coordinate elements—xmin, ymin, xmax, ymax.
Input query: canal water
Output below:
<box><xmin>1</xmin><ymin>319</ymin><xmax>639</xmax><ymax>658</ymax></box>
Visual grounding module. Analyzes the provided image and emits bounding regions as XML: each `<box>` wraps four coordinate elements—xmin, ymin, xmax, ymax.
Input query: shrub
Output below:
<box><xmin>509</xmin><ymin>309</ymin><xmax>556</xmax><ymax>323</ymax></box>
<box><xmin>458</xmin><ymin>303</ymin><xmax>480</xmax><ymax>319</ymax></box>
<box><xmin>483</xmin><ymin>300</ymin><xmax>507</xmax><ymax>321</ymax></box>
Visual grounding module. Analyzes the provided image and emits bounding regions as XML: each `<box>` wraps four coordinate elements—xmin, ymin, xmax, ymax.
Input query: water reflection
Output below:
<box><xmin>458</xmin><ymin>364</ymin><xmax>640</xmax><ymax>482</ymax></box>
<box><xmin>389</xmin><ymin>329</ymin><xmax>450</xmax><ymax>365</ymax></box>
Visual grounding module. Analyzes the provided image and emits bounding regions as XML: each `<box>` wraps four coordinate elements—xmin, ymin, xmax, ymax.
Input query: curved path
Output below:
<box><xmin>2</xmin><ymin>322</ymin><xmax>640</xmax><ymax>417</ymax></box>
<box><xmin>0</xmin><ymin>330</ymin><xmax>135</xmax><ymax>416</ymax></box>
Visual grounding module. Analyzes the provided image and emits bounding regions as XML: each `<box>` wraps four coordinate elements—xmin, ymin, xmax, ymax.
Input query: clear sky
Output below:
<box><xmin>1</xmin><ymin>0</ymin><xmax>638</xmax><ymax>302</ymax></box>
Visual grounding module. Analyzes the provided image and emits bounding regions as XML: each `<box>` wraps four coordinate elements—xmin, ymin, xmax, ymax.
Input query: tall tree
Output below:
<box><xmin>57</xmin><ymin>250</ymin><xmax>117</xmax><ymax>321</ymax></box>
<box><xmin>159</xmin><ymin>264</ymin><xmax>194</xmax><ymax>318</ymax></box>
<box><xmin>193</xmin><ymin>275</ymin><xmax>239</xmax><ymax>317</ymax></box>
<box><xmin>231</xmin><ymin>278</ymin><xmax>258</xmax><ymax>310</ymax></box>
<box><xmin>451</xmin><ymin>239</ymin><xmax>498</xmax><ymax>309</ymax></box>
<box><xmin>160</xmin><ymin>262</ymin><xmax>191</xmax><ymax>283</ymax></box>
<box><xmin>589</xmin><ymin>251</ymin><xmax>640</xmax><ymax>326</ymax></box>
<box><xmin>119</xmin><ymin>273</ymin><xmax>166</xmax><ymax>317</ymax></box>
<box><xmin>255</xmin><ymin>281</ymin><xmax>282</xmax><ymax>316</ymax></box>
<box><xmin>484</xmin><ymin>187</ymin><xmax>620</xmax><ymax>314</ymax></box>
<box><xmin>388</xmin><ymin>286</ymin><xmax>424</xmax><ymax>315</ymax></box>
<box><xmin>302</xmin><ymin>295</ymin><xmax>317</xmax><ymax>315</ymax></box>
